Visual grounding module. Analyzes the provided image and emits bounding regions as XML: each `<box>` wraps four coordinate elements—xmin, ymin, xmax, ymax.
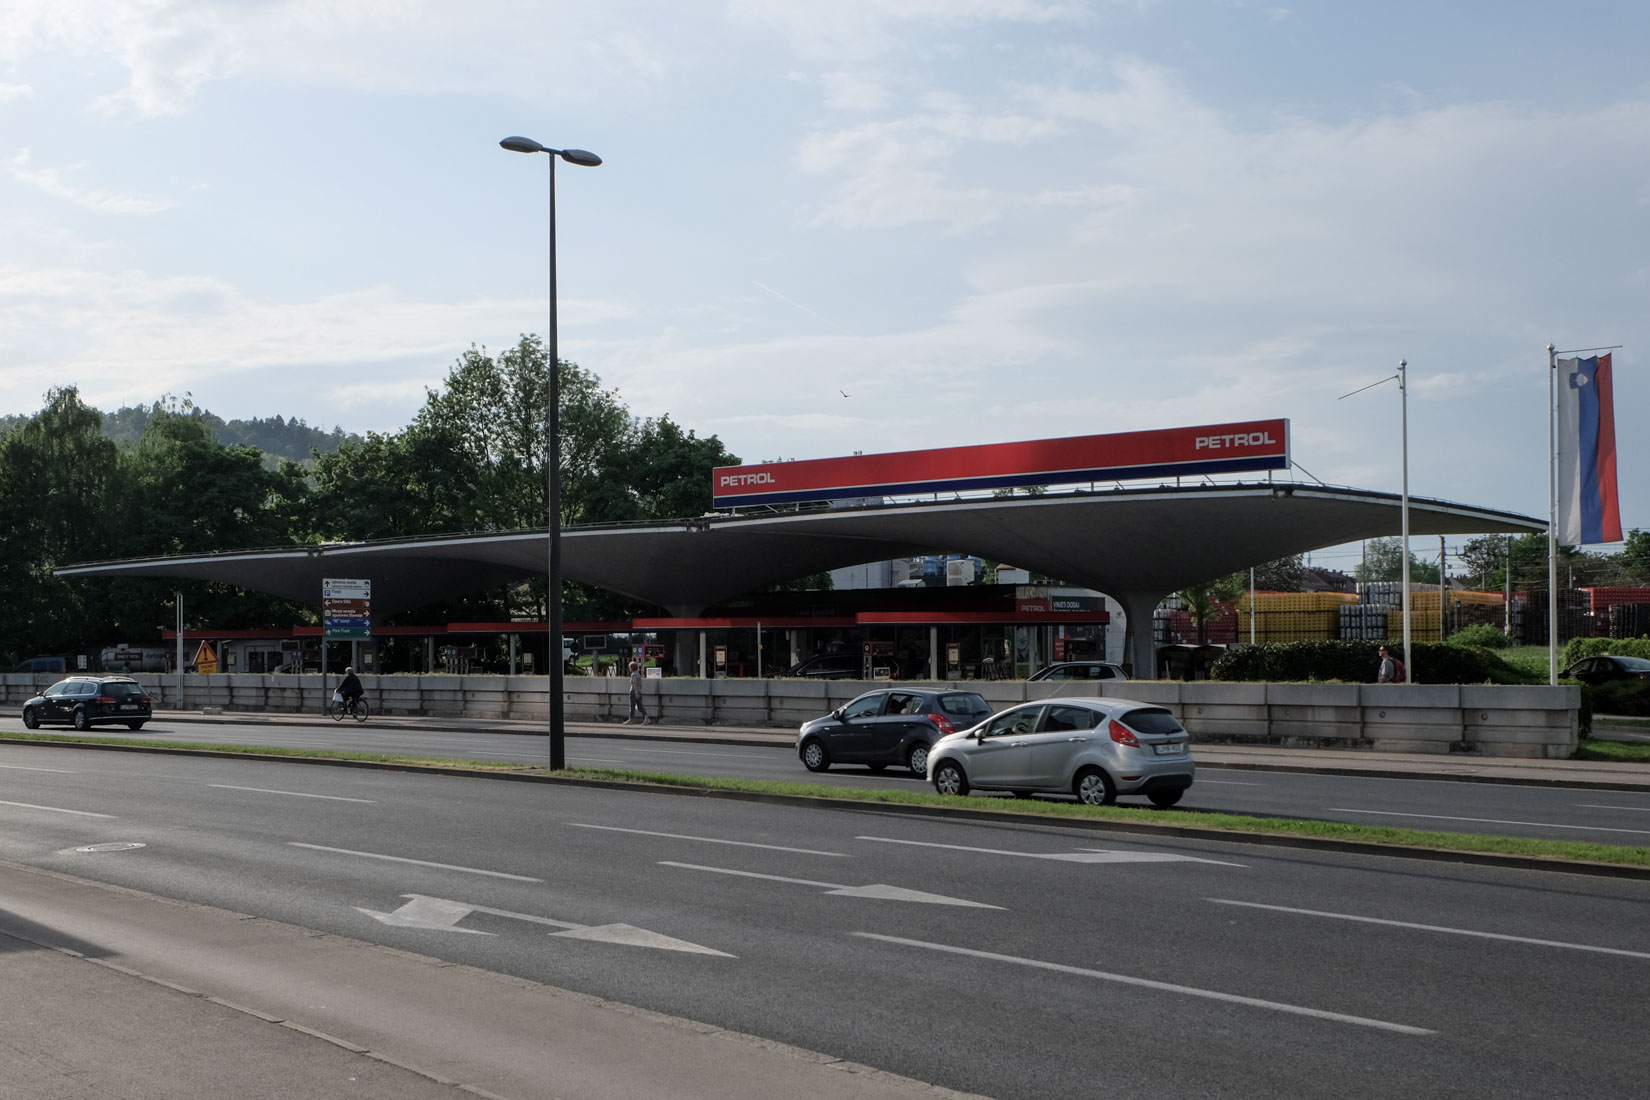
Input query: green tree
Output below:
<box><xmin>0</xmin><ymin>388</ymin><xmax>122</xmax><ymax>657</ymax></box>
<box><xmin>1176</xmin><ymin>573</ymin><xmax>1244</xmax><ymax>644</ymax></box>
<box><xmin>1251</xmin><ymin>554</ymin><xmax>1306</xmax><ymax>592</ymax></box>
<box><xmin>1624</xmin><ymin>529</ymin><xmax>1650</xmax><ymax>583</ymax></box>
<box><xmin>1355</xmin><ymin>537</ymin><xmax>1442</xmax><ymax>585</ymax></box>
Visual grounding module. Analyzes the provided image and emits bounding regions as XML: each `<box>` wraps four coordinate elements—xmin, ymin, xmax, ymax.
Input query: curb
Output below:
<box><xmin>3</xmin><ymin>734</ymin><xmax>1647</xmax><ymax>881</ymax></box>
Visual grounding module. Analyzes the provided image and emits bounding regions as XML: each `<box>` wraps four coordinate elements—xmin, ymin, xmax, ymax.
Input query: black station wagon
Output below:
<box><xmin>22</xmin><ymin>676</ymin><xmax>152</xmax><ymax>731</ymax></box>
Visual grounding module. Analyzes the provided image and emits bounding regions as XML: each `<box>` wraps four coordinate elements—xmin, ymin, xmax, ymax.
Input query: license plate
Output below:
<box><xmin>1153</xmin><ymin>743</ymin><xmax>1184</xmax><ymax>755</ymax></box>
<box><xmin>119</xmin><ymin>704</ymin><xmax>139</xmax><ymax>711</ymax></box>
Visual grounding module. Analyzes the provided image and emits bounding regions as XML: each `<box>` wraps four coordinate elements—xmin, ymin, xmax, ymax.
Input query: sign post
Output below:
<box><xmin>322</xmin><ymin>579</ymin><xmax>371</xmax><ymax>712</ymax></box>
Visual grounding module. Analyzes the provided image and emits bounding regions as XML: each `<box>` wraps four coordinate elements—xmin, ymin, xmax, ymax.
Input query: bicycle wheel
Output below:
<box><xmin>351</xmin><ymin>699</ymin><xmax>370</xmax><ymax>723</ymax></box>
<box><xmin>328</xmin><ymin>699</ymin><xmax>344</xmax><ymax>722</ymax></box>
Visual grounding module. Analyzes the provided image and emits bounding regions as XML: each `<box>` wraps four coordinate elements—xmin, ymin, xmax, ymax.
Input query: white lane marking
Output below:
<box><xmin>852</xmin><ymin>933</ymin><xmax>1434</xmax><ymax>1035</ymax></box>
<box><xmin>0</xmin><ymin>763</ymin><xmax>76</xmax><ymax>773</ymax></box>
<box><xmin>570</xmin><ymin>823</ymin><xmax>846</xmax><ymax>856</ymax></box>
<box><xmin>856</xmin><ymin>836</ymin><xmax>1244</xmax><ymax>867</ymax></box>
<box><xmin>0</xmin><ymin>799</ymin><xmax>114</xmax><ymax>818</ymax></box>
<box><xmin>659</xmin><ymin>862</ymin><xmax>1002</xmax><ymax>908</ymax></box>
<box><xmin>1196</xmin><ymin>779</ymin><xmax>1260</xmax><ymax>786</ymax></box>
<box><xmin>1328</xmin><ymin>808</ymin><xmax>1650</xmax><ymax>836</ymax></box>
<box><xmin>1577</xmin><ymin>804</ymin><xmax>1650</xmax><ymax>813</ymax></box>
<box><xmin>210</xmin><ymin>785</ymin><xmax>377</xmax><ymax>803</ymax></box>
<box><xmin>1209</xmin><ymin>899</ymin><xmax>1650</xmax><ymax>960</ymax></box>
<box><xmin>358</xmin><ymin>894</ymin><xmax>733</xmax><ymax>955</ymax></box>
<box><xmin>288</xmin><ymin>843</ymin><xmax>541</xmax><ymax>881</ymax></box>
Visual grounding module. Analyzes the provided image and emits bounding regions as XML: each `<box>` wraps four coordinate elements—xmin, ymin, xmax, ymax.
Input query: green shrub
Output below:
<box><xmin>1591</xmin><ymin>679</ymin><xmax>1650</xmax><ymax>717</ymax></box>
<box><xmin>1448</xmin><ymin>624</ymin><xmax>1511</xmax><ymax>649</ymax></box>
<box><xmin>1559</xmin><ymin>635</ymin><xmax>1650</xmax><ymax>667</ymax></box>
<box><xmin>1209</xmin><ymin>640</ymin><xmax>1531</xmax><ymax>684</ymax></box>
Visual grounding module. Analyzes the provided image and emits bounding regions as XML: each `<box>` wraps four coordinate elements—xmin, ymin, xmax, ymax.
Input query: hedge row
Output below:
<box><xmin>1208</xmin><ymin>640</ymin><xmax>1527</xmax><ymax>684</ymax></box>
<box><xmin>1559</xmin><ymin>635</ymin><xmax>1650</xmax><ymax>667</ymax></box>
<box><xmin>1592</xmin><ymin>679</ymin><xmax>1650</xmax><ymax>718</ymax></box>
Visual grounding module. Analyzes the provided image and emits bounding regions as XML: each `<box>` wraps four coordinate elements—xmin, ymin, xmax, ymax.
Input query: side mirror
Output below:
<box><xmin>832</xmin><ymin>708</ymin><xmax>846</xmax><ymax>721</ymax></box>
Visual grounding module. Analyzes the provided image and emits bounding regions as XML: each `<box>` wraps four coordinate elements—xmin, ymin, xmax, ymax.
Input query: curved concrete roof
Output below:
<box><xmin>60</xmin><ymin>483</ymin><xmax>1542</xmax><ymax>622</ymax></box>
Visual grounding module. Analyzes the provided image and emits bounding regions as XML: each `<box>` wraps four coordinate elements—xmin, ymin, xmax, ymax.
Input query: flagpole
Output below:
<box><xmin>1399</xmin><ymin>359</ymin><xmax>1411</xmax><ymax>685</ymax></box>
<box><xmin>1547</xmin><ymin>343</ymin><xmax>1558</xmax><ymax>686</ymax></box>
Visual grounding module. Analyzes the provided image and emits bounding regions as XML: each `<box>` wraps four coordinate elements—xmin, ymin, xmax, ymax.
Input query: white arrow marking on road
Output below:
<box><xmin>358</xmin><ymin>894</ymin><xmax>732</xmax><ymax>955</ymax></box>
<box><xmin>356</xmin><ymin>895</ymin><xmax>496</xmax><ymax>934</ymax></box>
<box><xmin>857</xmin><ymin>836</ymin><xmax>1245</xmax><ymax>867</ymax></box>
<box><xmin>659</xmin><ymin>862</ymin><xmax>1003</xmax><ymax>908</ymax></box>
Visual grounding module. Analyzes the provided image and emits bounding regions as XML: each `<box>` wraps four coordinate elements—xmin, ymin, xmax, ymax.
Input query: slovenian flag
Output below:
<box><xmin>1556</xmin><ymin>353</ymin><xmax>1622</xmax><ymax>545</ymax></box>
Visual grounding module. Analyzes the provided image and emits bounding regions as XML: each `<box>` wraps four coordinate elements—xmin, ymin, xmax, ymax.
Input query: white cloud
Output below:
<box><xmin>0</xmin><ymin>265</ymin><xmax>634</xmax><ymax>429</ymax></box>
<box><xmin>0</xmin><ymin>0</ymin><xmax>684</xmax><ymax>115</ymax></box>
<box><xmin>0</xmin><ymin>82</ymin><xmax>34</xmax><ymax>102</ymax></box>
<box><xmin>8</xmin><ymin>148</ymin><xmax>177</xmax><ymax>214</ymax></box>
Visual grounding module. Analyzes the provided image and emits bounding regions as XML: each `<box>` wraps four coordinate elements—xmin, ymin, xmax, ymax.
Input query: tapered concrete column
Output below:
<box><xmin>1117</xmin><ymin>591</ymin><xmax>1166</xmax><ymax>680</ymax></box>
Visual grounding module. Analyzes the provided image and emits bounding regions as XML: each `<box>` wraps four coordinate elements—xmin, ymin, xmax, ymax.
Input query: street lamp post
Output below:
<box><xmin>500</xmin><ymin>136</ymin><xmax>602</xmax><ymax>770</ymax></box>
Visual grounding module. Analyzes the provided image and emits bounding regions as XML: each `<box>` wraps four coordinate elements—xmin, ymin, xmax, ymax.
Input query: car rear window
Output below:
<box><xmin>103</xmin><ymin>682</ymin><xmax>146</xmax><ymax>699</ymax></box>
<box><xmin>1616</xmin><ymin>657</ymin><xmax>1650</xmax><ymax>671</ymax></box>
<box><xmin>1119</xmin><ymin>707</ymin><xmax>1184</xmax><ymax>735</ymax></box>
<box><xmin>940</xmin><ymin>693</ymin><xmax>990</xmax><ymax>716</ymax></box>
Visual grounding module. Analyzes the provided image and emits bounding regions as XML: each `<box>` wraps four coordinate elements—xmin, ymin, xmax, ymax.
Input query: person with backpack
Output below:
<box><xmin>1377</xmin><ymin>645</ymin><xmax>1407</xmax><ymax>684</ymax></box>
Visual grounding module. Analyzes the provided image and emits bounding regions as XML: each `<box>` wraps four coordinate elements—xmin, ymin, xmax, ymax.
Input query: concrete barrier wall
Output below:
<box><xmin>0</xmin><ymin>673</ymin><xmax>1579</xmax><ymax>758</ymax></box>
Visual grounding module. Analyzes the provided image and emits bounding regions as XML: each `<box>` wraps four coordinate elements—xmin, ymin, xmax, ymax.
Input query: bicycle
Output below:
<box><xmin>328</xmin><ymin>696</ymin><xmax>370</xmax><ymax>722</ymax></box>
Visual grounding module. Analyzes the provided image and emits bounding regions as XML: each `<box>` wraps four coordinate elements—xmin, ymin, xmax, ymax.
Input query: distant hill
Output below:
<box><xmin>100</xmin><ymin>403</ymin><xmax>361</xmax><ymax>463</ymax></box>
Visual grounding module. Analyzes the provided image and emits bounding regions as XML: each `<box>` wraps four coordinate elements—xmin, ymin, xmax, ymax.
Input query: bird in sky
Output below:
<box><xmin>840</xmin><ymin>390</ymin><xmax>851</xmax><ymax>397</ymax></box>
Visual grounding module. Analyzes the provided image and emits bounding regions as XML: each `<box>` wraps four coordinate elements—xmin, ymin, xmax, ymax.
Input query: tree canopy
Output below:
<box><xmin>0</xmin><ymin>338</ymin><xmax>742</xmax><ymax>661</ymax></box>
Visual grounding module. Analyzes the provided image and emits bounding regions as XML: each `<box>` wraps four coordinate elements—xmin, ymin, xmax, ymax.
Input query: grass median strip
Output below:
<box><xmin>3</xmin><ymin>730</ymin><xmax>1648</xmax><ymax>869</ymax></box>
<box><xmin>1574</xmin><ymin>738</ymin><xmax>1650</xmax><ymax>763</ymax></box>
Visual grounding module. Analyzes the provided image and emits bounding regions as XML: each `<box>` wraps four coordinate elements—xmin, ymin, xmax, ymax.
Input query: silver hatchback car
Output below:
<box><xmin>927</xmin><ymin>697</ymin><xmax>1194</xmax><ymax>808</ymax></box>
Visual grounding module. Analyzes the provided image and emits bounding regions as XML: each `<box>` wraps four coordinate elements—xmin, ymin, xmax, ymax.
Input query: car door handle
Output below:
<box><xmin>1066</xmin><ymin>736</ymin><xmax>1088</xmax><ymax>743</ymax></box>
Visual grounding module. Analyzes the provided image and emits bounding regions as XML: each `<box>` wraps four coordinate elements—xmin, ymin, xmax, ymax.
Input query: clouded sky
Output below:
<box><xmin>3</xmin><ymin>1</ymin><xmax>1645</xmax><ymax>570</ymax></box>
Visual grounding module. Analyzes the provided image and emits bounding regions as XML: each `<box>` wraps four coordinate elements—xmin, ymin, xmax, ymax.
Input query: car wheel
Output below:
<box><xmin>801</xmin><ymin>739</ymin><xmax>830</xmax><ymax>772</ymax></box>
<box><xmin>22</xmin><ymin>708</ymin><xmax>39</xmax><ymax>730</ymax></box>
<box><xmin>1147</xmin><ymin>789</ymin><xmax>1183</xmax><ymax>809</ymax></box>
<box><xmin>906</xmin><ymin>743</ymin><xmax>929</xmax><ymax>776</ymax></box>
<box><xmin>126</xmin><ymin>721</ymin><xmax>146</xmax><ymax>731</ymax></box>
<box><xmin>71</xmin><ymin>708</ymin><xmax>91</xmax><ymax>732</ymax></box>
<box><xmin>1074</xmin><ymin>767</ymin><xmax>1116</xmax><ymax>807</ymax></box>
<box><xmin>932</xmin><ymin>760</ymin><xmax>969</xmax><ymax>797</ymax></box>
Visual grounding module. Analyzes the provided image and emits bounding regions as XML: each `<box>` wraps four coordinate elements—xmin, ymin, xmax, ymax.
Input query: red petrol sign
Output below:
<box><xmin>712</xmin><ymin>419</ymin><xmax>1288</xmax><ymax>507</ymax></box>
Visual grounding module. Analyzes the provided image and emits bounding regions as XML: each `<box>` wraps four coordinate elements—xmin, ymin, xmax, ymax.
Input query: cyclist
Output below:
<box><xmin>337</xmin><ymin>666</ymin><xmax>365</xmax><ymax>716</ymax></box>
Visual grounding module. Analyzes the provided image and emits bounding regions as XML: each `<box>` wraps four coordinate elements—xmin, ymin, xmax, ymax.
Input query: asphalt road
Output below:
<box><xmin>1</xmin><ymin>742</ymin><xmax>1648</xmax><ymax>1099</ymax></box>
<box><xmin>17</xmin><ymin>714</ymin><xmax>1650</xmax><ymax>847</ymax></box>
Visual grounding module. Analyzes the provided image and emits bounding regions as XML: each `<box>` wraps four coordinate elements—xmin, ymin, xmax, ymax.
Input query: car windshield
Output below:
<box><xmin>939</xmin><ymin>693</ymin><xmax>989</xmax><ymax>716</ymax></box>
<box><xmin>1119</xmin><ymin>707</ymin><xmax>1184</xmax><ymax>735</ymax></box>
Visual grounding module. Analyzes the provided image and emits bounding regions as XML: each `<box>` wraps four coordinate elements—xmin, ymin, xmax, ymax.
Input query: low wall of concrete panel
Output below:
<box><xmin>0</xmin><ymin>673</ymin><xmax>1579</xmax><ymax>759</ymax></box>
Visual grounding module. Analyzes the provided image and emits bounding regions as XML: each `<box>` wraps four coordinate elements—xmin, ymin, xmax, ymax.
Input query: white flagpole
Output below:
<box><xmin>1547</xmin><ymin>343</ymin><xmax>1558</xmax><ymax>685</ymax></box>
<box><xmin>1400</xmin><ymin>359</ymin><xmax>1411</xmax><ymax>683</ymax></box>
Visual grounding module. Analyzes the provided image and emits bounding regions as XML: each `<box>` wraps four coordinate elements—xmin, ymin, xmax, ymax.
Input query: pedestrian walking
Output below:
<box><xmin>1377</xmin><ymin>645</ymin><xmax>1407</xmax><ymax>684</ymax></box>
<box><xmin>626</xmin><ymin>660</ymin><xmax>655</xmax><ymax>724</ymax></box>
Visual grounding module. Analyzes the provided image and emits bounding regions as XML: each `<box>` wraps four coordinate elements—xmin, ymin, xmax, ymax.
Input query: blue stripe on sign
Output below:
<box><xmin>713</xmin><ymin>455</ymin><xmax>1290</xmax><ymax>508</ymax></box>
<box><xmin>1577</xmin><ymin>356</ymin><xmax>1603</xmax><ymax>544</ymax></box>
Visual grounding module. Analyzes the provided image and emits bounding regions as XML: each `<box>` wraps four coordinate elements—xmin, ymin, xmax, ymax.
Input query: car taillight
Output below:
<box><xmin>95</xmin><ymin>695</ymin><xmax>116</xmax><ymax>704</ymax></box>
<box><xmin>1108</xmin><ymin>720</ymin><xmax>1138</xmax><ymax>747</ymax></box>
<box><xmin>926</xmin><ymin>713</ymin><xmax>955</xmax><ymax>735</ymax></box>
